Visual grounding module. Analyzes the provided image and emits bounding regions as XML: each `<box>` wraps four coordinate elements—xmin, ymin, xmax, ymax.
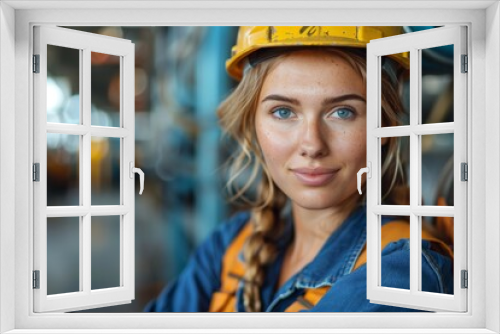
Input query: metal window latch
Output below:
<box><xmin>129</xmin><ymin>162</ymin><xmax>144</xmax><ymax>195</ymax></box>
<box><xmin>33</xmin><ymin>163</ymin><xmax>40</xmax><ymax>182</ymax></box>
<box><xmin>33</xmin><ymin>270</ymin><xmax>40</xmax><ymax>289</ymax></box>
<box><xmin>461</xmin><ymin>270</ymin><xmax>468</xmax><ymax>289</ymax></box>
<box><xmin>357</xmin><ymin>162</ymin><xmax>372</xmax><ymax>195</ymax></box>
<box><xmin>461</xmin><ymin>163</ymin><xmax>468</xmax><ymax>181</ymax></box>
<box><xmin>33</xmin><ymin>55</ymin><xmax>40</xmax><ymax>73</ymax></box>
<box><xmin>461</xmin><ymin>54</ymin><xmax>468</xmax><ymax>73</ymax></box>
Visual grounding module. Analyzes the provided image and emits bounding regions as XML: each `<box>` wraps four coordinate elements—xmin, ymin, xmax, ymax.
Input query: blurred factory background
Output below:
<box><xmin>44</xmin><ymin>26</ymin><xmax>455</xmax><ymax>312</ymax></box>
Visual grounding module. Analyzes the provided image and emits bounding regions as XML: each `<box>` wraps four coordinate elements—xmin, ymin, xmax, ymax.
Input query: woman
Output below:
<box><xmin>145</xmin><ymin>26</ymin><xmax>453</xmax><ymax>312</ymax></box>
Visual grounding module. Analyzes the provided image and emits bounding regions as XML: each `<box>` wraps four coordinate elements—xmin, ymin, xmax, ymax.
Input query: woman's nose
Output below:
<box><xmin>299</xmin><ymin>119</ymin><xmax>329</xmax><ymax>159</ymax></box>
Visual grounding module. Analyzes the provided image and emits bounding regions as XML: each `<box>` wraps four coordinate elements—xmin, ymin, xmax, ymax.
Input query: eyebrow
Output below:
<box><xmin>261</xmin><ymin>94</ymin><xmax>366</xmax><ymax>106</ymax></box>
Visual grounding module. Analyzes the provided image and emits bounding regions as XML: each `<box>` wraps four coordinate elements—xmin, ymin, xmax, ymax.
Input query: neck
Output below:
<box><xmin>277</xmin><ymin>195</ymin><xmax>361</xmax><ymax>289</ymax></box>
<box><xmin>289</xmin><ymin>194</ymin><xmax>360</xmax><ymax>257</ymax></box>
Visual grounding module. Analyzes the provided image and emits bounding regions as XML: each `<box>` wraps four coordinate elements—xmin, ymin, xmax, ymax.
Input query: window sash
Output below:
<box><xmin>33</xmin><ymin>25</ymin><xmax>136</xmax><ymax>313</ymax></box>
<box><xmin>366</xmin><ymin>25</ymin><xmax>468</xmax><ymax>312</ymax></box>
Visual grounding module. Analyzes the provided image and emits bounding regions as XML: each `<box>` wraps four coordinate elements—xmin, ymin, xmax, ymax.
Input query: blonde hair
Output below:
<box><xmin>217</xmin><ymin>48</ymin><xmax>406</xmax><ymax>312</ymax></box>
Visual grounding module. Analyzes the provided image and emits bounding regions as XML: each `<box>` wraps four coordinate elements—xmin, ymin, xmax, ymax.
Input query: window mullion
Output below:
<box><xmin>82</xmin><ymin>47</ymin><xmax>92</xmax><ymax>294</ymax></box>
<box><xmin>375</xmin><ymin>55</ymin><xmax>382</xmax><ymax>287</ymax></box>
<box><xmin>122</xmin><ymin>50</ymin><xmax>135</xmax><ymax>293</ymax></box>
<box><xmin>409</xmin><ymin>47</ymin><xmax>420</xmax><ymax>295</ymax></box>
<box><xmin>119</xmin><ymin>55</ymin><xmax>125</xmax><ymax>288</ymax></box>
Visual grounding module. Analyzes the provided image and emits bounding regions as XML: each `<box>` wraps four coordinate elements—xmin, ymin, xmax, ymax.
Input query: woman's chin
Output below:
<box><xmin>288</xmin><ymin>189</ymin><xmax>359</xmax><ymax>212</ymax></box>
<box><xmin>291</xmin><ymin>197</ymin><xmax>341</xmax><ymax>211</ymax></box>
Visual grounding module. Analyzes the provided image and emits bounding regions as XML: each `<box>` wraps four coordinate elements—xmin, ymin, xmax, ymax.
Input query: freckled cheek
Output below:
<box><xmin>333</xmin><ymin>129</ymin><xmax>367</xmax><ymax>164</ymax></box>
<box><xmin>257</xmin><ymin>130</ymin><xmax>293</xmax><ymax>166</ymax></box>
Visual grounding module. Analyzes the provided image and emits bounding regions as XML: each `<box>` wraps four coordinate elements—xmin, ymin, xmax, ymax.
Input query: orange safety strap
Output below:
<box><xmin>208</xmin><ymin>223</ymin><xmax>252</xmax><ymax>312</ymax></box>
<box><xmin>353</xmin><ymin>220</ymin><xmax>454</xmax><ymax>271</ymax></box>
<box><xmin>208</xmin><ymin>220</ymin><xmax>453</xmax><ymax>312</ymax></box>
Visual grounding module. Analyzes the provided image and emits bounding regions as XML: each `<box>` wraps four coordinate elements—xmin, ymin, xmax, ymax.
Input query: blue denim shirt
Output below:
<box><xmin>144</xmin><ymin>206</ymin><xmax>453</xmax><ymax>312</ymax></box>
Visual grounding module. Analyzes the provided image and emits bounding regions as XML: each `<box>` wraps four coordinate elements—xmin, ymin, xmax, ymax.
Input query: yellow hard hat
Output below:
<box><xmin>226</xmin><ymin>26</ymin><xmax>409</xmax><ymax>81</ymax></box>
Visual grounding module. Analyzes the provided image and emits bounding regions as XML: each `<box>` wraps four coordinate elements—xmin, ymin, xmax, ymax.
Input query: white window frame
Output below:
<box><xmin>33</xmin><ymin>25</ymin><xmax>136</xmax><ymax>313</ymax></box>
<box><xmin>0</xmin><ymin>1</ymin><xmax>498</xmax><ymax>333</ymax></box>
<box><xmin>365</xmin><ymin>26</ymin><xmax>468</xmax><ymax>312</ymax></box>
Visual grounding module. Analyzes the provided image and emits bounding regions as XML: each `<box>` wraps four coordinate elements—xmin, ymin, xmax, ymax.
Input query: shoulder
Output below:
<box><xmin>143</xmin><ymin>211</ymin><xmax>252</xmax><ymax>312</ymax></box>
<box><xmin>208</xmin><ymin>211</ymin><xmax>251</xmax><ymax>251</ymax></box>
<box><xmin>193</xmin><ymin>211</ymin><xmax>251</xmax><ymax>266</ymax></box>
<box><xmin>311</xmin><ymin>221</ymin><xmax>453</xmax><ymax>312</ymax></box>
<box><xmin>382</xmin><ymin>238</ymin><xmax>453</xmax><ymax>294</ymax></box>
<box><xmin>189</xmin><ymin>210</ymin><xmax>251</xmax><ymax>295</ymax></box>
<box><xmin>311</xmin><ymin>239</ymin><xmax>452</xmax><ymax>312</ymax></box>
<box><xmin>310</xmin><ymin>257</ymin><xmax>422</xmax><ymax>312</ymax></box>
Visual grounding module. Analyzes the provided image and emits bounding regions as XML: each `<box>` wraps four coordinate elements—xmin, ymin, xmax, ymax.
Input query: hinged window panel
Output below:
<box><xmin>33</xmin><ymin>25</ymin><xmax>135</xmax><ymax>313</ymax></box>
<box><xmin>366</xmin><ymin>26</ymin><xmax>467</xmax><ymax>312</ymax></box>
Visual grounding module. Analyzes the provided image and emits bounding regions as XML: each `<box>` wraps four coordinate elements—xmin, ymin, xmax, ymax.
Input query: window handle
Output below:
<box><xmin>357</xmin><ymin>162</ymin><xmax>371</xmax><ymax>195</ymax></box>
<box><xmin>129</xmin><ymin>162</ymin><xmax>145</xmax><ymax>195</ymax></box>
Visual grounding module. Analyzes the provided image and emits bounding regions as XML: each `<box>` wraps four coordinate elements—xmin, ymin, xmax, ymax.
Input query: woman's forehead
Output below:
<box><xmin>261</xmin><ymin>50</ymin><xmax>366</xmax><ymax>97</ymax></box>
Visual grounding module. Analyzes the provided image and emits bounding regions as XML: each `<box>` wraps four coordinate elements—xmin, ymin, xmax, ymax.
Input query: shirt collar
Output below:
<box><xmin>237</xmin><ymin>205</ymin><xmax>368</xmax><ymax>288</ymax></box>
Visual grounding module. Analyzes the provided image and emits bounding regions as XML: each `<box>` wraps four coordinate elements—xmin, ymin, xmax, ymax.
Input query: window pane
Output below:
<box><xmin>47</xmin><ymin>45</ymin><xmax>80</xmax><ymax>124</ymax></box>
<box><xmin>421</xmin><ymin>133</ymin><xmax>454</xmax><ymax>206</ymax></box>
<box><xmin>47</xmin><ymin>133</ymin><xmax>80</xmax><ymax>206</ymax></box>
<box><xmin>381</xmin><ymin>136</ymin><xmax>409</xmax><ymax>205</ymax></box>
<box><xmin>421</xmin><ymin>216</ymin><xmax>454</xmax><ymax>295</ymax></box>
<box><xmin>91</xmin><ymin>216</ymin><xmax>120</xmax><ymax>290</ymax></box>
<box><xmin>91</xmin><ymin>137</ymin><xmax>121</xmax><ymax>205</ymax></box>
<box><xmin>381</xmin><ymin>52</ymin><xmax>409</xmax><ymax>127</ymax></box>
<box><xmin>381</xmin><ymin>215</ymin><xmax>410</xmax><ymax>290</ymax></box>
<box><xmin>47</xmin><ymin>217</ymin><xmax>80</xmax><ymax>295</ymax></box>
<box><xmin>91</xmin><ymin>52</ymin><xmax>121</xmax><ymax>127</ymax></box>
<box><xmin>421</xmin><ymin>45</ymin><xmax>454</xmax><ymax>124</ymax></box>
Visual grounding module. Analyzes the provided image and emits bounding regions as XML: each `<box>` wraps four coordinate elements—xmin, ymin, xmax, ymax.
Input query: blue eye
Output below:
<box><xmin>332</xmin><ymin>107</ymin><xmax>354</xmax><ymax>120</ymax></box>
<box><xmin>272</xmin><ymin>107</ymin><xmax>294</xmax><ymax>120</ymax></box>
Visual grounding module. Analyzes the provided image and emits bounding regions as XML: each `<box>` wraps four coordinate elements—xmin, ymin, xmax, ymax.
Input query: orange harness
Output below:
<box><xmin>208</xmin><ymin>221</ymin><xmax>452</xmax><ymax>312</ymax></box>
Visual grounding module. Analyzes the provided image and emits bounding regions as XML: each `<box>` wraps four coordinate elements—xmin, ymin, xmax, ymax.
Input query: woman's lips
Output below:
<box><xmin>291</xmin><ymin>168</ymin><xmax>339</xmax><ymax>186</ymax></box>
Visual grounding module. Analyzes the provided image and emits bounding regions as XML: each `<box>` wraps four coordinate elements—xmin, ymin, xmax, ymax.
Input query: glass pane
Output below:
<box><xmin>421</xmin><ymin>216</ymin><xmax>454</xmax><ymax>295</ymax></box>
<box><xmin>381</xmin><ymin>136</ymin><xmax>409</xmax><ymax>205</ymax></box>
<box><xmin>91</xmin><ymin>137</ymin><xmax>121</xmax><ymax>205</ymax></box>
<box><xmin>91</xmin><ymin>216</ymin><xmax>120</xmax><ymax>290</ymax></box>
<box><xmin>91</xmin><ymin>52</ymin><xmax>121</xmax><ymax>127</ymax></box>
<box><xmin>47</xmin><ymin>45</ymin><xmax>80</xmax><ymax>124</ymax></box>
<box><xmin>47</xmin><ymin>217</ymin><xmax>80</xmax><ymax>295</ymax></box>
<box><xmin>421</xmin><ymin>133</ymin><xmax>454</xmax><ymax>206</ymax></box>
<box><xmin>381</xmin><ymin>215</ymin><xmax>410</xmax><ymax>290</ymax></box>
<box><xmin>421</xmin><ymin>45</ymin><xmax>454</xmax><ymax>124</ymax></box>
<box><xmin>381</xmin><ymin>52</ymin><xmax>409</xmax><ymax>127</ymax></box>
<box><xmin>47</xmin><ymin>133</ymin><xmax>80</xmax><ymax>206</ymax></box>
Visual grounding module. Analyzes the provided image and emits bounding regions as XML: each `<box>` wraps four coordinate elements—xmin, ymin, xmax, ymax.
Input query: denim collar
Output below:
<box><xmin>237</xmin><ymin>205</ymin><xmax>367</xmax><ymax>283</ymax></box>
<box><xmin>235</xmin><ymin>205</ymin><xmax>369</xmax><ymax>311</ymax></box>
